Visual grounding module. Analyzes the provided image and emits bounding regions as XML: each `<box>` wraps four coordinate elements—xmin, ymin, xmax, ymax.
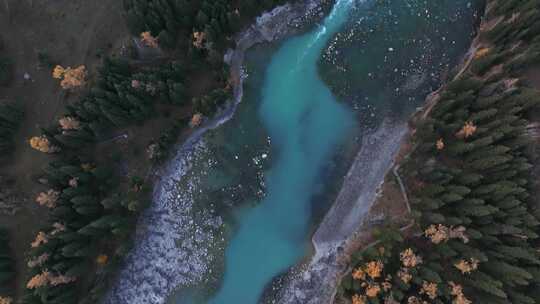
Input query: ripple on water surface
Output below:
<box><xmin>207</xmin><ymin>0</ymin><xmax>357</xmax><ymax>303</ymax></box>
<box><xmin>111</xmin><ymin>0</ymin><xmax>483</xmax><ymax>303</ymax></box>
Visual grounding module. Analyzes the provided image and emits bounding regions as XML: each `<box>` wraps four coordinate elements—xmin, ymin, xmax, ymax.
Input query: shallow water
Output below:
<box><xmin>208</xmin><ymin>1</ymin><xmax>357</xmax><ymax>303</ymax></box>
<box><xmin>108</xmin><ymin>1</ymin><xmax>483</xmax><ymax>304</ymax></box>
<box><xmin>321</xmin><ymin>0</ymin><xmax>484</xmax><ymax>122</ymax></box>
<box><xmin>168</xmin><ymin>0</ymin><xmax>483</xmax><ymax>303</ymax></box>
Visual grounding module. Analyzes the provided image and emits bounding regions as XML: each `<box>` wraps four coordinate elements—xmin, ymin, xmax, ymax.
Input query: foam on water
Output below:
<box><xmin>208</xmin><ymin>0</ymin><xmax>357</xmax><ymax>303</ymax></box>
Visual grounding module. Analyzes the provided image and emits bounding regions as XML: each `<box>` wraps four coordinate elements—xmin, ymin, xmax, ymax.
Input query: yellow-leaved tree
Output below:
<box><xmin>58</xmin><ymin>116</ymin><xmax>81</xmax><ymax>131</ymax></box>
<box><xmin>30</xmin><ymin>232</ymin><xmax>48</xmax><ymax>248</ymax></box>
<box><xmin>27</xmin><ymin>271</ymin><xmax>50</xmax><ymax>289</ymax></box>
<box><xmin>192</xmin><ymin>31</ymin><xmax>206</xmax><ymax>49</ymax></box>
<box><xmin>140</xmin><ymin>31</ymin><xmax>159</xmax><ymax>48</ymax></box>
<box><xmin>0</xmin><ymin>296</ymin><xmax>13</xmax><ymax>304</ymax></box>
<box><xmin>29</xmin><ymin>136</ymin><xmax>60</xmax><ymax>153</ymax></box>
<box><xmin>456</xmin><ymin>121</ymin><xmax>477</xmax><ymax>139</ymax></box>
<box><xmin>35</xmin><ymin>190</ymin><xmax>60</xmax><ymax>208</ymax></box>
<box><xmin>52</xmin><ymin>65</ymin><xmax>87</xmax><ymax>89</ymax></box>
<box><xmin>26</xmin><ymin>271</ymin><xmax>75</xmax><ymax>289</ymax></box>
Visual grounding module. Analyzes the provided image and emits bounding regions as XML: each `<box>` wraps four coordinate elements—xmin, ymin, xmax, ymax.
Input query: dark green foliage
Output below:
<box><xmin>340</xmin><ymin>1</ymin><xmax>540</xmax><ymax>302</ymax></box>
<box><xmin>22</xmin><ymin>157</ymin><xmax>150</xmax><ymax>304</ymax></box>
<box><xmin>0</xmin><ymin>101</ymin><xmax>24</xmax><ymax>156</ymax></box>
<box><xmin>42</xmin><ymin>58</ymin><xmax>191</xmax><ymax>149</ymax></box>
<box><xmin>193</xmin><ymin>87</ymin><xmax>232</xmax><ymax>115</ymax></box>
<box><xmin>148</xmin><ymin>117</ymin><xmax>189</xmax><ymax>163</ymax></box>
<box><xmin>122</xmin><ymin>0</ymin><xmax>292</xmax><ymax>50</ymax></box>
<box><xmin>0</xmin><ymin>229</ymin><xmax>15</xmax><ymax>295</ymax></box>
<box><xmin>19</xmin><ymin>0</ymin><xmax>311</xmax><ymax>303</ymax></box>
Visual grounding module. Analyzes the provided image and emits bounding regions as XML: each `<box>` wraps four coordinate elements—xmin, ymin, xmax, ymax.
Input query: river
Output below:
<box><xmin>105</xmin><ymin>0</ymin><xmax>483</xmax><ymax>303</ymax></box>
<box><xmin>208</xmin><ymin>0</ymin><xmax>356</xmax><ymax>302</ymax></box>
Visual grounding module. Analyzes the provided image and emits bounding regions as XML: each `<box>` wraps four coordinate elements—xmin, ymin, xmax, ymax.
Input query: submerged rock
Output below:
<box><xmin>104</xmin><ymin>1</ymin><xmax>328</xmax><ymax>303</ymax></box>
<box><xmin>275</xmin><ymin>122</ymin><xmax>408</xmax><ymax>304</ymax></box>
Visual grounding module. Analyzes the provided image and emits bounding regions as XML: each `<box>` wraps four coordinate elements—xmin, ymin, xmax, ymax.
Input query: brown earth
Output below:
<box><xmin>0</xmin><ymin>0</ymin><xmax>130</xmax><ymax>298</ymax></box>
<box><xmin>0</xmin><ymin>1</ymin><xmax>197</xmax><ymax>299</ymax></box>
<box><xmin>334</xmin><ymin>9</ymin><xmax>540</xmax><ymax>303</ymax></box>
<box><xmin>0</xmin><ymin>0</ymin><xmax>291</xmax><ymax>299</ymax></box>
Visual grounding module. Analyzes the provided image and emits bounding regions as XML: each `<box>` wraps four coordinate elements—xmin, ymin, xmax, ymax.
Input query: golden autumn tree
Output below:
<box><xmin>474</xmin><ymin>47</ymin><xmax>490</xmax><ymax>59</ymax></box>
<box><xmin>35</xmin><ymin>189</ymin><xmax>60</xmax><ymax>208</ymax></box>
<box><xmin>29</xmin><ymin>135</ymin><xmax>60</xmax><ymax>153</ymax></box>
<box><xmin>31</xmin><ymin>232</ymin><xmax>48</xmax><ymax>248</ymax></box>
<box><xmin>59</xmin><ymin>116</ymin><xmax>81</xmax><ymax>131</ymax></box>
<box><xmin>454</xmin><ymin>258</ymin><xmax>479</xmax><ymax>274</ymax></box>
<box><xmin>449</xmin><ymin>282</ymin><xmax>472</xmax><ymax>304</ymax></box>
<box><xmin>52</xmin><ymin>65</ymin><xmax>65</xmax><ymax>79</ymax></box>
<box><xmin>26</xmin><ymin>270</ymin><xmax>75</xmax><ymax>289</ymax></box>
<box><xmin>424</xmin><ymin>224</ymin><xmax>469</xmax><ymax>244</ymax></box>
<box><xmin>53</xmin><ymin>65</ymin><xmax>87</xmax><ymax>89</ymax></box>
<box><xmin>96</xmin><ymin>254</ymin><xmax>108</xmax><ymax>266</ymax></box>
<box><xmin>365</xmin><ymin>261</ymin><xmax>384</xmax><ymax>279</ymax></box>
<box><xmin>397</xmin><ymin>267</ymin><xmax>412</xmax><ymax>284</ymax></box>
<box><xmin>436</xmin><ymin>138</ymin><xmax>444</xmax><ymax>150</ymax></box>
<box><xmin>352</xmin><ymin>294</ymin><xmax>367</xmax><ymax>304</ymax></box>
<box><xmin>190</xmin><ymin>113</ymin><xmax>203</xmax><ymax>128</ymax></box>
<box><xmin>27</xmin><ymin>271</ymin><xmax>50</xmax><ymax>289</ymax></box>
<box><xmin>456</xmin><ymin>121</ymin><xmax>477</xmax><ymax>139</ymax></box>
<box><xmin>352</xmin><ymin>267</ymin><xmax>366</xmax><ymax>280</ymax></box>
<box><xmin>400</xmin><ymin>248</ymin><xmax>422</xmax><ymax>267</ymax></box>
<box><xmin>365</xmin><ymin>283</ymin><xmax>382</xmax><ymax>298</ymax></box>
<box><xmin>140</xmin><ymin>31</ymin><xmax>159</xmax><ymax>48</ymax></box>
<box><xmin>420</xmin><ymin>281</ymin><xmax>438</xmax><ymax>299</ymax></box>
<box><xmin>0</xmin><ymin>296</ymin><xmax>13</xmax><ymax>304</ymax></box>
<box><xmin>192</xmin><ymin>31</ymin><xmax>206</xmax><ymax>49</ymax></box>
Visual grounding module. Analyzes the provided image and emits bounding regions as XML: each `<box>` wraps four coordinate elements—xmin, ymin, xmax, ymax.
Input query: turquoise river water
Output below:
<box><xmin>209</xmin><ymin>1</ymin><xmax>356</xmax><ymax>303</ymax></box>
<box><xmin>162</xmin><ymin>0</ymin><xmax>483</xmax><ymax>303</ymax></box>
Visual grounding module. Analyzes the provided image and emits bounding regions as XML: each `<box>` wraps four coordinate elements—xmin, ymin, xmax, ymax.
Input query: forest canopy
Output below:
<box><xmin>339</xmin><ymin>0</ymin><xmax>540</xmax><ymax>303</ymax></box>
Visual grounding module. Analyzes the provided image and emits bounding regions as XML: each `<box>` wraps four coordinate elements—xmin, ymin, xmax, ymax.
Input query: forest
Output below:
<box><xmin>2</xmin><ymin>0</ymin><xmax>539</xmax><ymax>303</ymax></box>
<box><xmin>339</xmin><ymin>0</ymin><xmax>540</xmax><ymax>303</ymax></box>
<box><xmin>122</xmin><ymin>0</ymin><xmax>290</xmax><ymax>51</ymax></box>
<box><xmin>0</xmin><ymin>101</ymin><xmax>23</xmax><ymax>157</ymax></box>
<box><xmin>0</xmin><ymin>229</ymin><xmax>15</xmax><ymax>303</ymax></box>
<box><xmin>0</xmin><ymin>0</ymin><xmax>296</xmax><ymax>303</ymax></box>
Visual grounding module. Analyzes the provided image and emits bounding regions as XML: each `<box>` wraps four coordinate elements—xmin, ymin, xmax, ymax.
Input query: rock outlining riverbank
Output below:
<box><xmin>275</xmin><ymin>8</ymin><xmax>485</xmax><ymax>303</ymax></box>
<box><xmin>275</xmin><ymin>121</ymin><xmax>408</xmax><ymax>304</ymax></box>
<box><xmin>103</xmin><ymin>2</ymin><xmax>330</xmax><ymax>303</ymax></box>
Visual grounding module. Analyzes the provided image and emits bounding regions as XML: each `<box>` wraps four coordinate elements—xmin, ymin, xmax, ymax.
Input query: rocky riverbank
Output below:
<box><xmin>275</xmin><ymin>120</ymin><xmax>409</xmax><ymax>304</ymax></box>
<box><xmin>103</xmin><ymin>2</ymin><xmax>331</xmax><ymax>303</ymax></box>
<box><xmin>274</xmin><ymin>4</ymin><xmax>487</xmax><ymax>303</ymax></box>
